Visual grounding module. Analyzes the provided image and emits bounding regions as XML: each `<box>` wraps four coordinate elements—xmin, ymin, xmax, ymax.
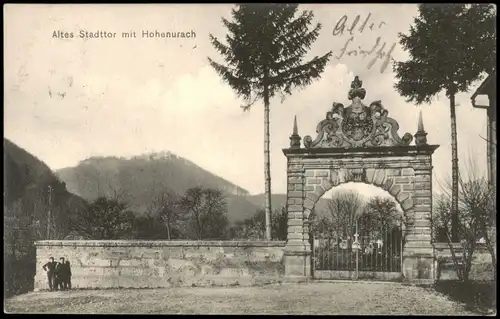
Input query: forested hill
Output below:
<box><xmin>55</xmin><ymin>152</ymin><xmax>257</xmax><ymax>223</ymax></box>
<box><xmin>4</xmin><ymin>138</ymin><xmax>87</xmax><ymax>238</ymax></box>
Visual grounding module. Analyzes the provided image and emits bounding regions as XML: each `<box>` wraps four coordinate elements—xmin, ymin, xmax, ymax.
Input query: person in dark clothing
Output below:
<box><xmin>54</xmin><ymin>257</ymin><xmax>66</xmax><ymax>291</ymax></box>
<box><xmin>42</xmin><ymin>257</ymin><xmax>57</xmax><ymax>291</ymax></box>
<box><xmin>64</xmin><ymin>260</ymin><xmax>72</xmax><ymax>290</ymax></box>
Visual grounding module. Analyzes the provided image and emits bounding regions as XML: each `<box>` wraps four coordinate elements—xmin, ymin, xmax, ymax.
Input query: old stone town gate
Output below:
<box><xmin>282</xmin><ymin>76</ymin><xmax>439</xmax><ymax>283</ymax></box>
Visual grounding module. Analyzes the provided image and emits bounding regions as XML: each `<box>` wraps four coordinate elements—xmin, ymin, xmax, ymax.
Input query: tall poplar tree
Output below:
<box><xmin>208</xmin><ymin>4</ymin><xmax>332</xmax><ymax>239</ymax></box>
<box><xmin>393</xmin><ymin>4</ymin><xmax>496</xmax><ymax>242</ymax></box>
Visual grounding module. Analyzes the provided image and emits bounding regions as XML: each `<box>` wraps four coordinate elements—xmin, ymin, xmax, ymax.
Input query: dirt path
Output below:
<box><xmin>5</xmin><ymin>282</ymin><xmax>479</xmax><ymax>315</ymax></box>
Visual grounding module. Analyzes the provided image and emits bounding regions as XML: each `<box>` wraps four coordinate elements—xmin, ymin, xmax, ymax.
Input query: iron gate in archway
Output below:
<box><xmin>312</xmin><ymin>217</ymin><xmax>405</xmax><ymax>281</ymax></box>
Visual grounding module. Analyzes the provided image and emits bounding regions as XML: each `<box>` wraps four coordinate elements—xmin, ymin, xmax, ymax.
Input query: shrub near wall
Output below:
<box><xmin>4</xmin><ymin>247</ymin><xmax>36</xmax><ymax>297</ymax></box>
<box><xmin>434</xmin><ymin>243</ymin><xmax>495</xmax><ymax>281</ymax></box>
<box><xmin>34</xmin><ymin>240</ymin><xmax>286</xmax><ymax>290</ymax></box>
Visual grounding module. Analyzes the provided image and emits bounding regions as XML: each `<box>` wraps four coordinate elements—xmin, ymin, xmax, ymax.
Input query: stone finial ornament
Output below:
<box><xmin>348</xmin><ymin>76</ymin><xmax>367</xmax><ymax>101</ymax></box>
<box><xmin>293</xmin><ymin>115</ymin><xmax>298</xmax><ymax>135</ymax></box>
<box><xmin>303</xmin><ymin>76</ymin><xmax>413</xmax><ymax>149</ymax></box>
<box><xmin>289</xmin><ymin>115</ymin><xmax>301</xmax><ymax>149</ymax></box>
<box><xmin>414</xmin><ymin>110</ymin><xmax>428</xmax><ymax>146</ymax></box>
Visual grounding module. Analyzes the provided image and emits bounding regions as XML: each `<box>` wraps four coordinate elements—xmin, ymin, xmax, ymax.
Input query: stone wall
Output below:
<box><xmin>34</xmin><ymin>240</ymin><xmax>286</xmax><ymax>290</ymax></box>
<box><xmin>434</xmin><ymin>242</ymin><xmax>494</xmax><ymax>264</ymax></box>
<box><xmin>434</xmin><ymin>242</ymin><xmax>495</xmax><ymax>281</ymax></box>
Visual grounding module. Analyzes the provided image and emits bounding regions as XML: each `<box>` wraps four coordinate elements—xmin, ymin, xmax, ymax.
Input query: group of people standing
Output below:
<box><xmin>42</xmin><ymin>257</ymin><xmax>72</xmax><ymax>291</ymax></box>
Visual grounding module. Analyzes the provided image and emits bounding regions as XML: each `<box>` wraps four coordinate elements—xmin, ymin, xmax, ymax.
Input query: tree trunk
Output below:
<box><xmin>264</xmin><ymin>84</ymin><xmax>272</xmax><ymax>241</ymax></box>
<box><xmin>463</xmin><ymin>243</ymin><xmax>475</xmax><ymax>284</ymax></box>
<box><xmin>193</xmin><ymin>209</ymin><xmax>202</xmax><ymax>240</ymax></box>
<box><xmin>445</xmin><ymin>227</ymin><xmax>464</xmax><ymax>282</ymax></box>
<box><xmin>166</xmin><ymin>223</ymin><xmax>171</xmax><ymax>240</ymax></box>
<box><xmin>450</xmin><ymin>94</ymin><xmax>460</xmax><ymax>242</ymax></box>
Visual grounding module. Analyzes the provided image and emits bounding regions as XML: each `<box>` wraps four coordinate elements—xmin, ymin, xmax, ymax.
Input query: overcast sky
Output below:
<box><xmin>4</xmin><ymin>4</ymin><xmax>490</xmax><ymax>197</ymax></box>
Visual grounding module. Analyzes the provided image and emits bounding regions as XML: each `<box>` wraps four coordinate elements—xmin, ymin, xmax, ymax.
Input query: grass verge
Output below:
<box><xmin>433</xmin><ymin>280</ymin><xmax>496</xmax><ymax>314</ymax></box>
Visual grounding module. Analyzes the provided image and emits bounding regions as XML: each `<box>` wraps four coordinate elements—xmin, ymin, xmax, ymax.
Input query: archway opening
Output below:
<box><xmin>310</xmin><ymin>182</ymin><xmax>406</xmax><ymax>279</ymax></box>
<box><xmin>282</xmin><ymin>75</ymin><xmax>438</xmax><ymax>282</ymax></box>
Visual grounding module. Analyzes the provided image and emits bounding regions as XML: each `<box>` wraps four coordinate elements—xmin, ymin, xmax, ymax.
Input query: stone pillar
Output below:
<box><xmin>303</xmin><ymin>219</ymin><xmax>313</xmax><ymax>277</ymax></box>
<box><xmin>403</xmin><ymin>158</ymin><xmax>435</xmax><ymax>284</ymax></box>
<box><xmin>284</xmin><ymin>157</ymin><xmax>311</xmax><ymax>280</ymax></box>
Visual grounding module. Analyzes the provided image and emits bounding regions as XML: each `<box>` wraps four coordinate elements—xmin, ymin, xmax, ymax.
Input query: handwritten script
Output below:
<box><xmin>333</xmin><ymin>14</ymin><xmax>395</xmax><ymax>74</ymax></box>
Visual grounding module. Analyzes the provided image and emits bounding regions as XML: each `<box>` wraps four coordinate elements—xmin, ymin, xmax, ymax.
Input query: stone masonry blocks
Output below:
<box><xmin>394</xmin><ymin>176</ymin><xmax>411</xmax><ymax>184</ymax></box>
<box><xmin>315</xmin><ymin>170</ymin><xmax>330</xmax><ymax>177</ymax></box>
<box><xmin>413</xmin><ymin>205</ymin><xmax>431</xmax><ymax>213</ymax></box>
<box><xmin>287</xmin><ymin>219</ymin><xmax>303</xmax><ymax>226</ymax></box>
<box><xmin>389</xmin><ymin>184</ymin><xmax>402</xmax><ymax>198</ymax></box>
<box><xmin>413</xmin><ymin>190</ymin><xmax>432</xmax><ymax>198</ymax></box>
<box><xmin>414</xmin><ymin>183</ymin><xmax>431</xmax><ymax>191</ymax></box>
<box><xmin>305</xmin><ymin>170</ymin><xmax>314</xmax><ymax>177</ymax></box>
<box><xmin>285</xmin><ymin>149</ymin><xmax>437</xmax><ymax>283</ymax></box>
<box><xmin>414</xmin><ymin>197</ymin><xmax>432</xmax><ymax>206</ymax></box>
<box><xmin>288</xmin><ymin>205</ymin><xmax>303</xmax><ymax>212</ymax></box>
<box><xmin>401</xmin><ymin>168</ymin><xmax>415</xmax><ymax>176</ymax></box>
<box><xmin>386</xmin><ymin>168</ymin><xmax>402</xmax><ymax>177</ymax></box>
<box><xmin>402</xmin><ymin>184</ymin><xmax>414</xmax><ymax>192</ymax></box>
<box><xmin>35</xmin><ymin>241</ymin><xmax>286</xmax><ymax>290</ymax></box>
<box><xmin>304</xmin><ymin>199</ymin><xmax>315</xmax><ymax>210</ymax></box>
<box><xmin>314</xmin><ymin>180</ymin><xmax>333</xmax><ymax>198</ymax></box>
<box><xmin>321</xmin><ymin>179</ymin><xmax>334</xmax><ymax>191</ymax></box>
<box><xmin>330</xmin><ymin>170</ymin><xmax>339</xmax><ymax>185</ymax></box>
<box><xmin>373</xmin><ymin>169</ymin><xmax>387</xmax><ymax>186</ymax></box>
<box><xmin>414</xmin><ymin>174</ymin><xmax>432</xmax><ymax>183</ymax></box>
<box><xmin>286</xmin><ymin>198</ymin><xmax>299</xmax><ymax>206</ymax></box>
<box><xmin>288</xmin><ymin>177</ymin><xmax>302</xmax><ymax>184</ymax></box>
<box><xmin>401</xmin><ymin>197</ymin><xmax>414</xmax><ymax>211</ymax></box>
<box><xmin>293</xmin><ymin>198</ymin><xmax>303</xmax><ymax>205</ymax></box>
<box><xmin>313</xmin><ymin>186</ymin><xmax>327</xmax><ymax>198</ymax></box>
<box><xmin>396</xmin><ymin>191</ymin><xmax>410</xmax><ymax>203</ymax></box>
<box><xmin>365</xmin><ymin>168</ymin><xmax>376</xmax><ymax>183</ymax></box>
<box><xmin>288</xmin><ymin>212</ymin><xmax>303</xmax><ymax>220</ymax></box>
<box><xmin>382</xmin><ymin>178</ymin><xmax>395</xmax><ymax>191</ymax></box>
<box><xmin>306</xmin><ymin>178</ymin><xmax>321</xmax><ymax>185</ymax></box>
<box><xmin>288</xmin><ymin>191</ymin><xmax>303</xmax><ymax>198</ymax></box>
<box><xmin>304</xmin><ymin>209</ymin><xmax>313</xmax><ymax>219</ymax></box>
<box><xmin>287</xmin><ymin>233</ymin><xmax>303</xmax><ymax>240</ymax></box>
<box><xmin>288</xmin><ymin>226</ymin><xmax>302</xmax><ymax>234</ymax></box>
<box><xmin>306</xmin><ymin>192</ymin><xmax>319</xmax><ymax>203</ymax></box>
<box><xmin>414</xmin><ymin>165</ymin><xmax>432</xmax><ymax>174</ymax></box>
<box><xmin>338</xmin><ymin>169</ymin><xmax>348</xmax><ymax>183</ymax></box>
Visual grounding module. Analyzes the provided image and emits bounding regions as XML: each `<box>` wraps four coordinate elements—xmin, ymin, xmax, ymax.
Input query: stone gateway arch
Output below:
<box><xmin>282</xmin><ymin>76</ymin><xmax>439</xmax><ymax>283</ymax></box>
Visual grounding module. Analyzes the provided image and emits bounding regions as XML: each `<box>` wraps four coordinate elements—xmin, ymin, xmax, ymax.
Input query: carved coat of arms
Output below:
<box><xmin>303</xmin><ymin>76</ymin><xmax>413</xmax><ymax>149</ymax></box>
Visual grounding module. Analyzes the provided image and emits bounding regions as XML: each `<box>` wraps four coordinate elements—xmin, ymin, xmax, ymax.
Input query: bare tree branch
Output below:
<box><xmin>325</xmin><ymin>190</ymin><xmax>365</xmax><ymax>239</ymax></box>
<box><xmin>479</xmin><ymin>133</ymin><xmax>497</xmax><ymax>146</ymax></box>
<box><xmin>433</xmin><ymin>152</ymin><xmax>496</xmax><ymax>283</ymax></box>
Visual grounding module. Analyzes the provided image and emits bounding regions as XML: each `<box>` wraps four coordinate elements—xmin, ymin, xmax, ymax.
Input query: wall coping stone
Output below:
<box><xmin>35</xmin><ymin>240</ymin><xmax>287</xmax><ymax>248</ymax></box>
<box><xmin>284</xmin><ymin>250</ymin><xmax>312</xmax><ymax>256</ymax></box>
<box><xmin>433</xmin><ymin>242</ymin><xmax>491</xmax><ymax>251</ymax></box>
<box><xmin>433</xmin><ymin>242</ymin><xmax>462</xmax><ymax>249</ymax></box>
